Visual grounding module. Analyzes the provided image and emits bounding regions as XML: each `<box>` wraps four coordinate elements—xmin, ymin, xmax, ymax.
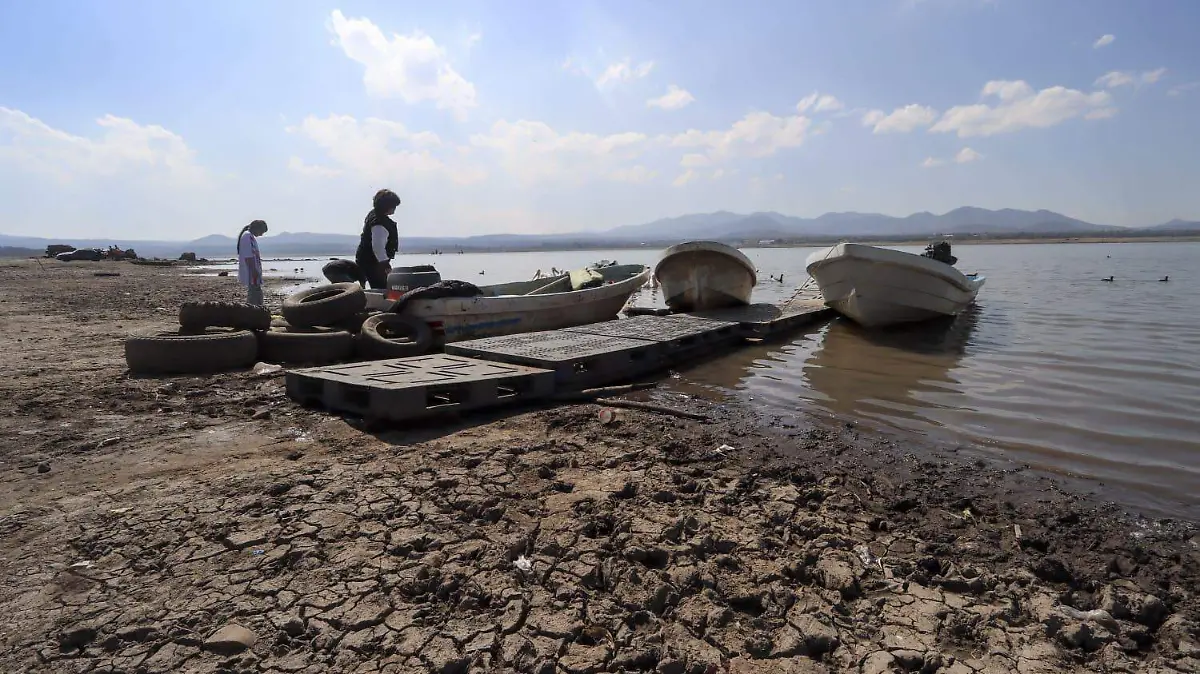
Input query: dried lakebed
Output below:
<box><xmin>0</xmin><ymin>260</ymin><xmax>1197</xmax><ymax>674</ymax></box>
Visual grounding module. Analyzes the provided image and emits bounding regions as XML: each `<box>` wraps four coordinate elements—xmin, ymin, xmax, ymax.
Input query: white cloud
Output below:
<box><xmin>595</xmin><ymin>59</ymin><xmax>655</xmax><ymax>89</ymax></box>
<box><xmin>1141</xmin><ymin>68</ymin><xmax>1167</xmax><ymax>84</ymax></box>
<box><xmin>469</xmin><ymin>119</ymin><xmax>648</xmax><ymax>184</ymax></box>
<box><xmin>1095</xmin><ymin>68</ymin><xmax>1168</xmax><ymax>89</ymax></box>
<box><xmin>0</xmin><ymin>106</ymin><xmax>202</xmax><ymax>182</ymax></box>
<box><xmin>861</xmin><ymin>104</ymin><xmax>939</xmax><ymax>133</ymax></box>
<box><xmin>290</xmin><ymin>114</ymin><xmax>483</xmax><ymax>184</ymax></box>
<box><xmin>672</xmin><ymin>170</ymin><xmax>697</xmax><ymax>187</ymax></box>
<box><xmin>1094</xmin><ymin>71</ymin><xmax>1135</xmax><ymax>89</ymax></box>
<box><xmin>1168</xmin><ymin>81</ymin><xmax>1200</xmax><ymax>97</ymax></box>
<box><xmin>1093</xmin><ymin>34</ymin><xmax>1115</xmax><ymax>49</ymax></box>
<box><xmin>667</xmin><ymin>110</ymin><xmax>813</xmax><ymax>164</ymax></box>
<box><xmin>921</xmin><ymin>146</ymin><xmax>983</xmax><ymax>168</ymax></box>
<box><xmin>287</xmin><ymin>156</ymin><xmax>343</xmax><ymax>177</ymax></box>
<box><xmin>797</xmin><ymin>92</ymin><xmax>844</xmax><ymax>114</ymax></box>
<box><xmin>328</xmin><ymin>10</ymin><xmax>477</xmax><ymax>118</ymax></box>
<box><xmin>608</xmin><ymin>165</ymin><xmax>658</xmax><ymax>183</ymax></box>
<box><xmin>930</xmin><ymin>80</ymin><xmax>1114</xmax><ymax>137</ymax></box>
<box><xmin>955</xmin><ymin>147</ymin><xmax>983</xmax><ymax>163</ymax></box>
<box><xmin>679</xmin><ymin>153</ymin><xmax>712</xmax><ymax>169</ymax></box>
<box><xmin>647</xmin><ymin>85</ymin><xmax>695</xmax><ymax>110</ymax></box>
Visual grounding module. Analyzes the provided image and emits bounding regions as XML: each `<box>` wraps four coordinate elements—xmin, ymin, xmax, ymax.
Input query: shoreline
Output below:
<box><xmin>7</xmin><ymin>234</ymin><xmax>1199</xmax><ymax>262</ymax></box>
<box><xmin>0</xmin><ymin>260</ymin><xmax>1196</xmax><ymax>673</ymax></box>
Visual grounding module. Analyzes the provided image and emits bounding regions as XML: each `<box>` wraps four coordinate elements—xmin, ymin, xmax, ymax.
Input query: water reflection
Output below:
<box><xmin>802</xmin><ymin>309</ymin><xmax>980</xmax><ymax>432</ymax></box>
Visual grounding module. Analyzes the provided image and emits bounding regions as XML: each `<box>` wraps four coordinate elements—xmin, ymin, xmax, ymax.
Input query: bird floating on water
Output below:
<box><xmin>1102</xmin><ymin>276</ymin><xmax>1114</xmax><ymax>282</ymax></box>
<box><xmin>1160</xmin><ymin>276</ymin><xmax>1170</xmax><ymax>282</ymax></box>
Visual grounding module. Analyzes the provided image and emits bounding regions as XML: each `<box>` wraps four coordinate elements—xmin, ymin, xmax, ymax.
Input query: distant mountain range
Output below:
<box><xmin>1</xmin><ymin>207</ymin><xmax>1197</xmax><ymax>258</ymax></box>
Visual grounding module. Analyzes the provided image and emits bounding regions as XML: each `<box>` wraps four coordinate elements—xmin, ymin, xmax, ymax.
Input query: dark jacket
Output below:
<box><xmin>355</xmin><ymin>210</ymin><xmax>398</xmax><ymax>263</ymax></box>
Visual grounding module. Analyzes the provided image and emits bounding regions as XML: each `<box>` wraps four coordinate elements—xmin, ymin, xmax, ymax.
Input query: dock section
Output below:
<box><xmin>287</xmin><ymin>299</ymin><xmax>834</xmax><ymax>421</ymax></box>
<box><xmin>287</xmin><ymin>355</ymin><xmax>554</xmax><ymax>422</ymax></box>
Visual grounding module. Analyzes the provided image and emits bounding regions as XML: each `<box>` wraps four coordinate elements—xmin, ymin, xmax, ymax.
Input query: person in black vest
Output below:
<box><xmin>355</xmin><ymin>189</ymin><xmax>401</xmax><ymax>289</ymax></box>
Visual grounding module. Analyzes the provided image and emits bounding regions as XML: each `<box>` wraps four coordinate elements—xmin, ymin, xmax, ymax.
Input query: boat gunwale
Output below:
<box><xmin>806</xmin><ymin>244</ymin><xmax>980</xmax><ymax>294</ymax></box>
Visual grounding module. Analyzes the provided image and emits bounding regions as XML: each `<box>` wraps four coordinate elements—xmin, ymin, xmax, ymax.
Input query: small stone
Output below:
<box><xmin>281</xmin><ymin>617</ymin><xmax>305</xmax><ymax>637</ymax></box>
<box><xmin>656</xmin><ymin>658</ymin><xmax>686</xmax><ymax>674</ymax></box>
<box><xmin>1133</xmin><ymin>594</ymin><xmax>1168</xmax><ymax>629</ymax></box>
<box><xmin>285</xmin><ymin>450</ymin><xmax>304</xmax><ymax>461</ymax></box>
<box><xmin>536</xmin><ymin>466</ymin><xmax>554</xmax><ymax>479</ymax></box>
<box><xmin>251</xmin><ymin>408</ymin><xmax>271</xmax><ymax>420</ymax></box>
<box><xmin>891</xmin><ymin>649</ymin><xmax>924</xmax><ymax>670</ymax></box>
<box><xmin>652</xmin><ymin>490</ymin><xmax>677</xmax><ymax>504</ymax></box>
<box><xmin>204</xmin><ymin>623</ymin><xmax>257</xmax><ymax>655</ymax></box>
<box><xmin>36</xmin><ymin>462</ymin><xmax>50</xmax><ymax>474</ymax></box>
<box><xmin>58</xmin><ymin>626</ymin><xmax>96</xmax><ymax>650</ymax></box>
<box><xmin>1030</xmin><ymin>556</ymin><xmax>1073</xmax><ymax>584</ymax></box>
<box><xmin>861</xmin><ymin>651</ymin><xmax>897</xmax><ymax>674</ymax></box>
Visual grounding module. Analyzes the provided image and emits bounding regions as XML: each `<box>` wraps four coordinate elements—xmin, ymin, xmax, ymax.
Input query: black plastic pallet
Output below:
<box><xmin>691</xmin><ymin>301</ymin><xmax>832</xmax><ymax>338</ymax></box>
<box><xmin>445</xmin><ymin>330</ymin><xmax>664</xmax><ymax>389</ymax></box>
<box><xmin>285</xmin><ymin>355</ymin><xmax>555</xmax><ymax>422</ymax></box>
<box><xmin>562</xmin><ymin>314</ymin><xmax>742</xmax><ymax>362</ymax></box>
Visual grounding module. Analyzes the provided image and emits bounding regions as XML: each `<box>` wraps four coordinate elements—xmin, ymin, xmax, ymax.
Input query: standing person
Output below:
<box><xmin>237</xmin><ymin>219</ymin><xmax>268</xmax><ymax>306</ymax></box>
<box><xmin>355</xmin><ymin>189</ymin><xmax>401</xmax><ymax>289</ymax></box>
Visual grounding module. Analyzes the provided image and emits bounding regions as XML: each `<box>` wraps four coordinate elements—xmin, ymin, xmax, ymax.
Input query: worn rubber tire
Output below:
<box><xmin>356</xmin><ymin>314</ymin><xmax>434</xmax><ymax>359</ymax></box>
<box><xmin>331</xmin><ymin>310</ymin><xmax>376</xmax><ymax>335</ymax></box>
<box><xmin>125</xmin><ymin>328</ymin><xmax>258</xmax><ymax>375</ymax></box>
<box><xmin>282</xmin><ymin>283</ymin><xmax>366</xmax><ymax>328</ymax></box>
<box><xmin>179</xmin><ymin>301</ymin><xmax>271</xmax><ymax>331</ymax></box>
<box><xmin>257</xmin><ymin>326</ymin><xmax>355</xmax><ymax>365</ymax></box>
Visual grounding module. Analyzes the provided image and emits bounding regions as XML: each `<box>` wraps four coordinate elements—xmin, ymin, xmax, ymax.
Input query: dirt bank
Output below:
<box><xmin>0</xmin><ymin>260</ymin><xmax>1196</xmax><ymax>674</ymax></box>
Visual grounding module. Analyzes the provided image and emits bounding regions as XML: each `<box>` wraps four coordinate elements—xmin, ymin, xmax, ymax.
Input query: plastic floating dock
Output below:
<box><xmin>690</xmin><ymin>300</ymin><xmax>831</xmax><ymax>338</ymax></box>
<box><xmin>563</xmin><ymin>314</ymin><xmax>741</xmax><ymax>358</ymax></box>
<box><xmin>445</xmin><ymin>330</ymin><xmax>662</xmax><ymax>390</ymax></box>
<box><xmin>286</xmin><ymin>355</ymin><xmax>554</xmax><ymax>422</ymax></box>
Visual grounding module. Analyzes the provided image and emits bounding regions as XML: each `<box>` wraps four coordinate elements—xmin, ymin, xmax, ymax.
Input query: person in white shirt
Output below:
<box><xmin>237</xmin><ymin>220</ymin><xmax>268</xmax><ymax>306</ymax></box>
<box><xmin>354</xmin><ymin>189</ymin><xmax>401</xmax><ymax>289</ymax></box>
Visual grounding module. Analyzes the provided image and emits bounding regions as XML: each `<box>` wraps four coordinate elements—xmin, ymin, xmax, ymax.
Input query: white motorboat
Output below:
<box><xmin>363</xmin><ymin>264</ymin><xmax>651</xmax><ymax>346</ymax></box>
<box><xmin>654</xmin><ymin>241</ymin><xmax>757</xmax><ymax>312</ymax></box>
<box><xmin>804</xmin><ymin>243</ymin><xmax>985</xmax><ymax>328</ymax></box>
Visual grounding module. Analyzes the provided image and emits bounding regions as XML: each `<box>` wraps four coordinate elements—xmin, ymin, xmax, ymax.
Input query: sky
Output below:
<box><xmin>1</xmin><ymin>0</ymin><xmax>1199</xmax><ymax>240</ymax></box>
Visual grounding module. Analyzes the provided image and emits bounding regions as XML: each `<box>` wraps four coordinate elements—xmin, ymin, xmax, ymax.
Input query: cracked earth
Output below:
<box><xmin>1</xmin><ymin>261</ymin><xmax>1198</xmax><ymax>673</ymax></box>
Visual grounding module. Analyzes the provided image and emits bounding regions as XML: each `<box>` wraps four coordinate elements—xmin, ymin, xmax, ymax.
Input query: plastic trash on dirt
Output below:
<box><xmin>514</xmin><ymin>555</ymin><xmax>533</xmax><ymax>572</ymax></box>
<box><xmin>252</xmin><ymin>362</ymin><xmax>283</xmax><ymax>376</ymax></box>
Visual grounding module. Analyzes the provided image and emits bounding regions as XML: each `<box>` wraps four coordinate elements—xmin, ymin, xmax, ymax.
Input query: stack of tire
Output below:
<box><xmin>275</xmin><ymin>284</ymin><xmax>434</xmax><ymax>362</ymax></box>
<box><xmin>123</xmin><ymin>283</ymin><xmax>435</xmax><ymax>375</ymax></box>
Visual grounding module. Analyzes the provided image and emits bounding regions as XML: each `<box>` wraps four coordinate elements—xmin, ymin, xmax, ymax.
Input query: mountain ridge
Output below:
<box><xmin>1</xmin><ymin>207</ymin><xmax>1196</xmax><ymax>257</ymax></box>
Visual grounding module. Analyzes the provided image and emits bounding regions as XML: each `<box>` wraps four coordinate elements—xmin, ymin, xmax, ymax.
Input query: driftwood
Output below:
<box><xmin>553</xmin><ymin>382</ymin><xmax>657</xmax><ymax>401</ymax></box>
<box><xmin>594</xmin><ymin>400</ymin><xmax>708</xmax><ymax>421</ymax></box>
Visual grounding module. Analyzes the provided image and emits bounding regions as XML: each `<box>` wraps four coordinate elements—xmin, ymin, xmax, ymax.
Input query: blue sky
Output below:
<box><xmin>1</xmin><ymin>0</ymin><xmax>1198</xmax><ymax>239</ymax></box>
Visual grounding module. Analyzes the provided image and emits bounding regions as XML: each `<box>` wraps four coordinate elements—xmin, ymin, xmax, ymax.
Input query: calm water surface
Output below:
<box><xmin>225</xmin><ymin>242</ymin><xmax>1200</xmax><ymax>517</ymax></box>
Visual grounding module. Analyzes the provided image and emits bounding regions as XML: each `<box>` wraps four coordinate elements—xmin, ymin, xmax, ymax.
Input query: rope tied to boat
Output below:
<box><xmin>781</xmin><ymin>242</ymin><xmax>842</xmax><ymax>309</ymax></box>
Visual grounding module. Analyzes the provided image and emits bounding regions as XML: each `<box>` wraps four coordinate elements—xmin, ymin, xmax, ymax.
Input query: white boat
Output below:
<box><xmin>654</xmin><ymin>241</ymin><xmax>757</xmax><ymax>312</ymax></box>
<box><xmin>364</xmin><ymin>264</ymin><xmax>651</xmax><ymax>345</ymax></box>
<box><xmin>804</xmin><ymin>243</ymin><xmax>985</xmax><ymax>328</ymax></box>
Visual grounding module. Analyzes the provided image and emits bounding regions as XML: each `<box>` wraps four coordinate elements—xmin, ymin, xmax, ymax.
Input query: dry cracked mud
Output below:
<box><xmin>0</xmin><ymin>260</ymin><xmax>1197</xmax><ymax>674</ymax></box>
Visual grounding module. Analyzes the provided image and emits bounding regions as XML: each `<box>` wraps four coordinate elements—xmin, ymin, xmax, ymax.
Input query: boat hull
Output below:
<box><xmin>805</xmin><ymin>244</ymin><xmax>985</xmax><ymax>328</ymax></box>
<box><xmin>364</xmin><ymin>264</ymin><xmax>651</xmax><ymax>345</ymax></box>
<box><xmin>654</xmin><ymin>241</ymin><xmax>757</xmax><ymax>312</ymax></box>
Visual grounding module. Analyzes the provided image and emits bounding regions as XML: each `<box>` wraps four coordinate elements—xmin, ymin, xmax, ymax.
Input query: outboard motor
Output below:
<box><xmin>921</xmin><ymin>241</ymin><xmax>958</xmax><ymax>266</ymax></box>
<box><xmin>387</xmin><ymin>265</ymin><xmax>442</xmax><ymax>293</ymax></box>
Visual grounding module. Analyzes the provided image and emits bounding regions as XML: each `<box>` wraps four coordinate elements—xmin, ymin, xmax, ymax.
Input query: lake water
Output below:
<box><xmin>219</xmin><ymin>242</ymin><xmax>1200</xmax><ymax>518</ymax></box>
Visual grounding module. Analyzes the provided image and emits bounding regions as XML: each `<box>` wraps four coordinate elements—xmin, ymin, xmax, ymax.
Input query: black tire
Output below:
<box><xmin>331</xmin><ymin>311</ymin><xmax>376</xmax><ymax>334</ymax></box>
<box><xmin>282</xmin><ymin>283</ymin><xmax>366</xmax><ymax>328</ymax></box>
<box><xmin>356</xmin><ymin>314</ymin><xmax>434</xmax><ymax>359</ymax></box>
<box><xmin>125</xmin><ymin>328</ymin><xmax>258</xmax><ymax>375</ymax></box>
<box><xmin>257</xmin><ymin>326</ymin><xmax>355</xmax><ymax>365</ymax></box>
<box><xmin>179</xmin><ymin>301</ymin><xmax>271</xmax><ymax>331</ymax></box>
